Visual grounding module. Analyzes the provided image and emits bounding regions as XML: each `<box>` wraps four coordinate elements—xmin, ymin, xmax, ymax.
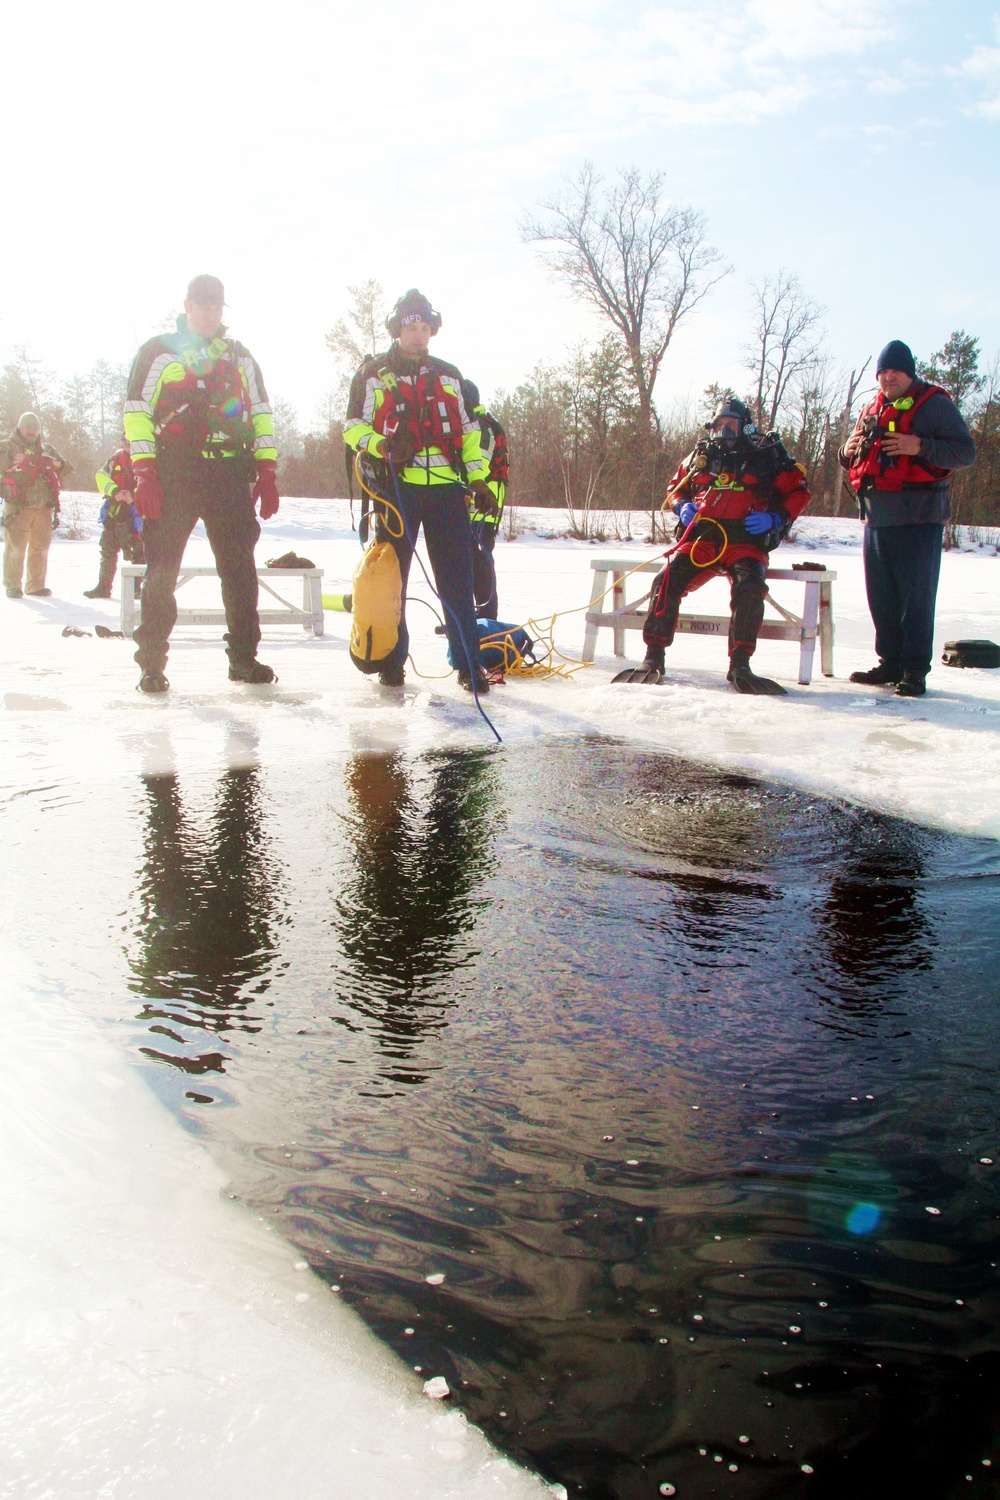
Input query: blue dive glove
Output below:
<box><xmin>677</xmin><ymin>501</ymin><xmax>698</xmax><ymax>526</ymax></box>
<box><xmin>744</xmin><ymin>510</ymin><xmax>783</xmax><ymax>536</ymax></box>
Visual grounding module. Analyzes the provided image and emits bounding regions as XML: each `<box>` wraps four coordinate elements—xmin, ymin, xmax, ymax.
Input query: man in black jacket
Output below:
<box><xmin>841</xmin><ymin>340</ymin><xmax>976</xmax><ymax>697</ymax></box>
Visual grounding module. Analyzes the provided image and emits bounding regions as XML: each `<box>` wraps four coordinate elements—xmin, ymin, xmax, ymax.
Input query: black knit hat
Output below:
<box><xmin>386</xmin><ymin>289</ymin><xmax>441</xmax><ymax>338</ymax></box>
<box><xmin>876</xmin><ymin>340</ymin><xmax>916</xmax><ymax>378</ymax></box>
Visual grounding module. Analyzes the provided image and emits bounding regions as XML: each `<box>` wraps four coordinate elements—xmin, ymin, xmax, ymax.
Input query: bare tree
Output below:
<box><xmin>827</xmin><ymin>359</ymin><xmax>871</xmax><ymax>515</ymax></box>
<box><xmin>11</xmin><ymin>345</ymin><xmax>50</xmax><ymax>412</ymax></box>
<box><xmin>313</xmin><ymin>387</ymin><xmax>344</xmax><ymax>435</ymax></box>
<box><xmin>522</xmin><ymin>164</ymin><xmax>728</xmax><ymax>431</ymax></box>
<box><xmin>89</xmin><ymin>359</ymin><xmax>128</xmax><ymax>448</ymax></box>
<box><xmin>62</xmin><ymin>373</ymin><xmax>94</xmax><ymax>433</ymax></box>
<box><xmin>325</xmin><ymin>280</ymin><xmax>388</xmax><ymax>407</ymax></box>
<box><xmin>558</xmin><ymin>338</ymin><xmax>634</xmax><ymax>537</ymax></box>
<box><xmin>745</xmin><ymin>272</ymin><xmax>825</xmax><ymax>432</ymax></box>
<box><xmin>271</xmin><ymin>397</ymin><xmax>304</xmax><ymax>460</ymax></box>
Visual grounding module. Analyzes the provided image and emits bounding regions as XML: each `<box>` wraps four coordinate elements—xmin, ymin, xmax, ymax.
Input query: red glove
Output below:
<box><xmin>253</xmin><ymin>459</ymin><xmax>280</xmax><ymax>519</ymax></box>
<box><xmin>132</xmin><ymin>462</ymin><xmax>163</xmax><ymax>521</ymax></box>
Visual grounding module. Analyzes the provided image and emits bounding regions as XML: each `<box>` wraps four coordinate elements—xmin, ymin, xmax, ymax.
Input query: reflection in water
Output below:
<box><xmin>329</xmin><ymin>749</ymin><xmax>500</xmax><ymax>1089</ymax></box>
<box><xmin>127</xmin><ymin>767</ymin><xmax>286</xmax><ymax>1080</ymax></box>
<box><xmin>821</xmin><ymin>809</ymin><xmax>934</xmax><ymax>1000</ymax></box>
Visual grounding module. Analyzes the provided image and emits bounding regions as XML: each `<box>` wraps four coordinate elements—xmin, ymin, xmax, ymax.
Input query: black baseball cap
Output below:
<box><xmin>186</xmin><ymin>274</ymin><xmax>225</xmax><ymax>305</ymax></box>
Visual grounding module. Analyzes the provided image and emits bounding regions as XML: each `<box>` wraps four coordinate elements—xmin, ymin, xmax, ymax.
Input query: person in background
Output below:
<box><xmin>123</xmin><ymin>273</ymin><xmax>279</xmax><ymax>693</ymax></box>
<box><xmin>1</xmin><ymin>412</ymin><xmax>69</xmax><ymax>598</ymax></box>
<box><xmin>841</xmin><ymin>339</ymin><xmax>976</xmax><ymax>698</ymax></box>
<box><xmin>85</xmin><ymin>438</ymin><xmax>144</xmax><ymax>599</ymax></box>
<box><xmin>461</xmin><ymin>380</ymin><xmax>508</xmax><ymax>621</ymax></box>
<box><xmin>343</xmin><ymin>288</ymin><xmax>494</xmax><ymax>692</ymax></box>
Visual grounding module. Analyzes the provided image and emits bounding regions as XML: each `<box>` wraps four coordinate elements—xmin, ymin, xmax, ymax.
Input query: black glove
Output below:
<box><xmin>388</xmin><ymin>427</ymin><xmax>419</xmax><ymax>468</ymax></box>
<box><xmin>469</xmin><ymin>480</ymin><xmax>498</xmax><ymax>518</ymax></box>
<box><xmin>51</xmin><ymin>508</ymin><xmax>60</xmax><ymax>530</ymax></box>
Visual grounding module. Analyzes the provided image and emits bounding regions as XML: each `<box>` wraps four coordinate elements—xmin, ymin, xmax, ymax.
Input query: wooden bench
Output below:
<box><xmin>582</xmin><ymin>557</ymin><xmax>836</xmax><ymax>684</ymax></box>
<box><xmin>120</xmin><ymin>564</ymin><xmax>325</xmax><ymax>639</ymax></box>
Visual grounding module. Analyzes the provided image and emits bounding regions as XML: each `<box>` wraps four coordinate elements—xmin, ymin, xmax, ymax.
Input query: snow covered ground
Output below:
<box><xmin>1</xmin><ymin>496</ymin><xmax>998</xmax><ymax>1497</ymax></box>
<box><xmin>6</xmin><ymin>495</ymin><xmax>998</xmax><ymax>837</ymax></box>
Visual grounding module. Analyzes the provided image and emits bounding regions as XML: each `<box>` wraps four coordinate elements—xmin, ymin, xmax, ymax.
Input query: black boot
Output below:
<box><xmin>84</xmin><ymin>584</ymin><xmax>112</xmax><ymax>599</ymax></box>
<box><xmin>458</xmin><ymin>668</ymin><xmax>490</xmax><ymax>695</ymax></box>
<box><xmin>137</xmin><ymin>670</ymin><xmax>169</xmax><ymax>694</ymax></box>
<box><xmin>727</xmin><ymin>656</ymin><xmax>787</xmax><ymax>696</ymax></box>
<box><xmin>228</xmin><ymin>658</ymin><xmax>277</xmax><ymax>684</ymax></box>
<box><xmin>378</xmin><ymin>663</ymin><xmax>405</xmax><ymax>687</ymax></box>
<box><xmin>850</xmin><ymin>662</ymin><xmax>902</xmax><ymax>686</ymax></box>
<box><xmin>895</xmin><ymin>671</ymin><xmax>926</xmax><ymax>698</ymax></box>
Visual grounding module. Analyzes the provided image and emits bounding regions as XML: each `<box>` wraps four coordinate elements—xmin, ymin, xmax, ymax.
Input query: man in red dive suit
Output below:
<box><xmin>617</xmin><ymin>400</ymin><xmax>810</xmax><ymax>695</ymax></box>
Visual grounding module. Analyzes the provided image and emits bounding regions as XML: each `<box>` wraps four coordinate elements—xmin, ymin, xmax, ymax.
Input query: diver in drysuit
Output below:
<box><xmin>616</xmin><ymin>400</ymin><xmax>810</xmax><ymax>695</ymax></box>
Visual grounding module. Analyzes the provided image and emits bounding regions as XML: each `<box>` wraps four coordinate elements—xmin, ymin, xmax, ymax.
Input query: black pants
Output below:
<box><xmin>134</xmin><ymin>457</ymin><xmax>260</xmax><ymax>674</ymax></box>
<box><xmin>472</xmin><ymin>521</ymin><xmax>499</xmax><ymax>620</ymax></box>
<box><xmin>96</xmin><ymin>517</ymin><xmax>144</xmax><ymax>589</ymax></box>
<box><xmin>862</xmin><ymin>522</ymin><xmax>943</xmax><ymax>676</ymax></box>
<box><xmin>643</xmin><ymin>553</ymin><xmax>768</xmax><ymax>661</ymax></box>
<box><xmin>377</xmin><ymin>480</ymin><xmax>480</xmax><ymax>676</ymax></box>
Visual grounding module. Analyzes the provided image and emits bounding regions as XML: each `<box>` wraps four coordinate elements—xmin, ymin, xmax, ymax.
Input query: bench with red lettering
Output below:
<box><xmin>582</xmin><ymin>558</ymin><xmax>835</xmax><ymax>684</ymax></box>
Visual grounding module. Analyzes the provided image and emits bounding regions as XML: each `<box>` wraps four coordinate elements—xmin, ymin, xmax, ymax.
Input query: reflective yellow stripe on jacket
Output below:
<box><xmin>124</xmin><ymin>327</ymin><xmax>277</xmax><ymax>465</ymax></box>
<box><xmin>343</xmin><ymin>361</ymin><xmax>485</xmax><ymax>486</ymax></box>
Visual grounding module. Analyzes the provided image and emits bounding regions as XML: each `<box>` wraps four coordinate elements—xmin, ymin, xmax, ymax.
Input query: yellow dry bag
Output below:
<box><xmin>349</xmin><ymin>540</ymin><xmax>403</xmax><ymax>673</ymax></box>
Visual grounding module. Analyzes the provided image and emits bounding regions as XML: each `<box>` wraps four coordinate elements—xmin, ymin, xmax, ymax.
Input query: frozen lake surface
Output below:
<box><xmin>2</xmin><ymin>504</ymin><xmax>999</xmax><ymax>1496</ymax></box>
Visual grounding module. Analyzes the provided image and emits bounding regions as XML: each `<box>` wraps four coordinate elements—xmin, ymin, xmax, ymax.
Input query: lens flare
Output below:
<box><xmin>846</xmin><ymin>1202</ymin><xmax>881</xmax><ymax>1235</ymax></box>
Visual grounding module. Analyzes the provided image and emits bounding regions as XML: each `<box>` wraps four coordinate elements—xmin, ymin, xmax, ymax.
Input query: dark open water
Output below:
<box><xmin>5</xmin><ymin>738</ymin><xmax>1000</xmax><ymax>1497</ymax></box>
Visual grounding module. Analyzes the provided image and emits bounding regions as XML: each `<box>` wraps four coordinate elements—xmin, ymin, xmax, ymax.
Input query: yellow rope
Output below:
<box><xmin>352</xmin><ymin>453</ymin><xmax>729</xmax><ymax>684</ymax></box>
<box><xmin>403</xmin><ymin>652</ymin><xmax>453</xmax><ymax>681</ymax></box>
<box><xmin>354</xmin><ymin>454</ymin><xmax>405</xmax><ymax>538</ymax></box>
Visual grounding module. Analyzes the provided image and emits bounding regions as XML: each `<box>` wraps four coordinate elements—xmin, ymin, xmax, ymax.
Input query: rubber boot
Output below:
<box><xmin>228</xmin><ymin>658</ymin><xmax>277</xmax><ymax>684</ymax></box>
<box><xmin>850</xmin><ymin>662</ymin><xmax>902</xmax><ymax>686</ymax></box>
<box><xmin>895</xmin><ymin>671</ymin><xmax>926</xmax><ymax>698</ymax></box>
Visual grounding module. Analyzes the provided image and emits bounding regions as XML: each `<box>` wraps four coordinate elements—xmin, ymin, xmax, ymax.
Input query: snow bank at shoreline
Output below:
<box><xmin>0</xmin><ymin>942</ymin><xmax>553</xmax><ymax>1500</ymax></box>
<box><xmin>7</xmin><ymin>499</ymin><xmax>1000</xmax><ymax>840</ymax></box>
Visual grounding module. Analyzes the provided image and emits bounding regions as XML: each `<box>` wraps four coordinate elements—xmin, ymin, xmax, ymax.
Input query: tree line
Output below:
<box><xmin>3</xmin><ymin>164</ymin><xmax>997</xmax><ymax>538</ymax></box>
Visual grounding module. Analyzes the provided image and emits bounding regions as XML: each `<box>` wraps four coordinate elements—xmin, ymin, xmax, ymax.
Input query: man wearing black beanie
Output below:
<box><xmin>840</xmin><ymin>339</ymin><xmax>976</xmax><ymax>697</ymax></box>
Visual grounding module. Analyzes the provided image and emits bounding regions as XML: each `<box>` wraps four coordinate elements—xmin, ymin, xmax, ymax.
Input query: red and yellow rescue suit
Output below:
<box><xmin>643</xmin><ymin>434</ymin><xmax>810</xmax><ymax>663</ymax></box>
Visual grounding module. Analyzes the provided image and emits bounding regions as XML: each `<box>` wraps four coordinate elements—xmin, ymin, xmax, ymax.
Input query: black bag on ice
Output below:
<box><xmin>941</xmin><ymin>639</ymin><xmax>1000</xmax><ymax>669</ymax></box>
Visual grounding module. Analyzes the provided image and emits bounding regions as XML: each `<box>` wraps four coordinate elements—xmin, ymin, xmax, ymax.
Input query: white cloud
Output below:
<box><xmin>961</xmin><ymin>16</ymin><xmax>1000</xmax><ymax>119</ymax></box>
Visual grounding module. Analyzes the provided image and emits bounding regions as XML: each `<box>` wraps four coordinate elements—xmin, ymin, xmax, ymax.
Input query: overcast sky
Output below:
<box><xmin>2</xmin><ymin>0</ymin><xmax>998</xmax><ymax>428</ymax></box>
